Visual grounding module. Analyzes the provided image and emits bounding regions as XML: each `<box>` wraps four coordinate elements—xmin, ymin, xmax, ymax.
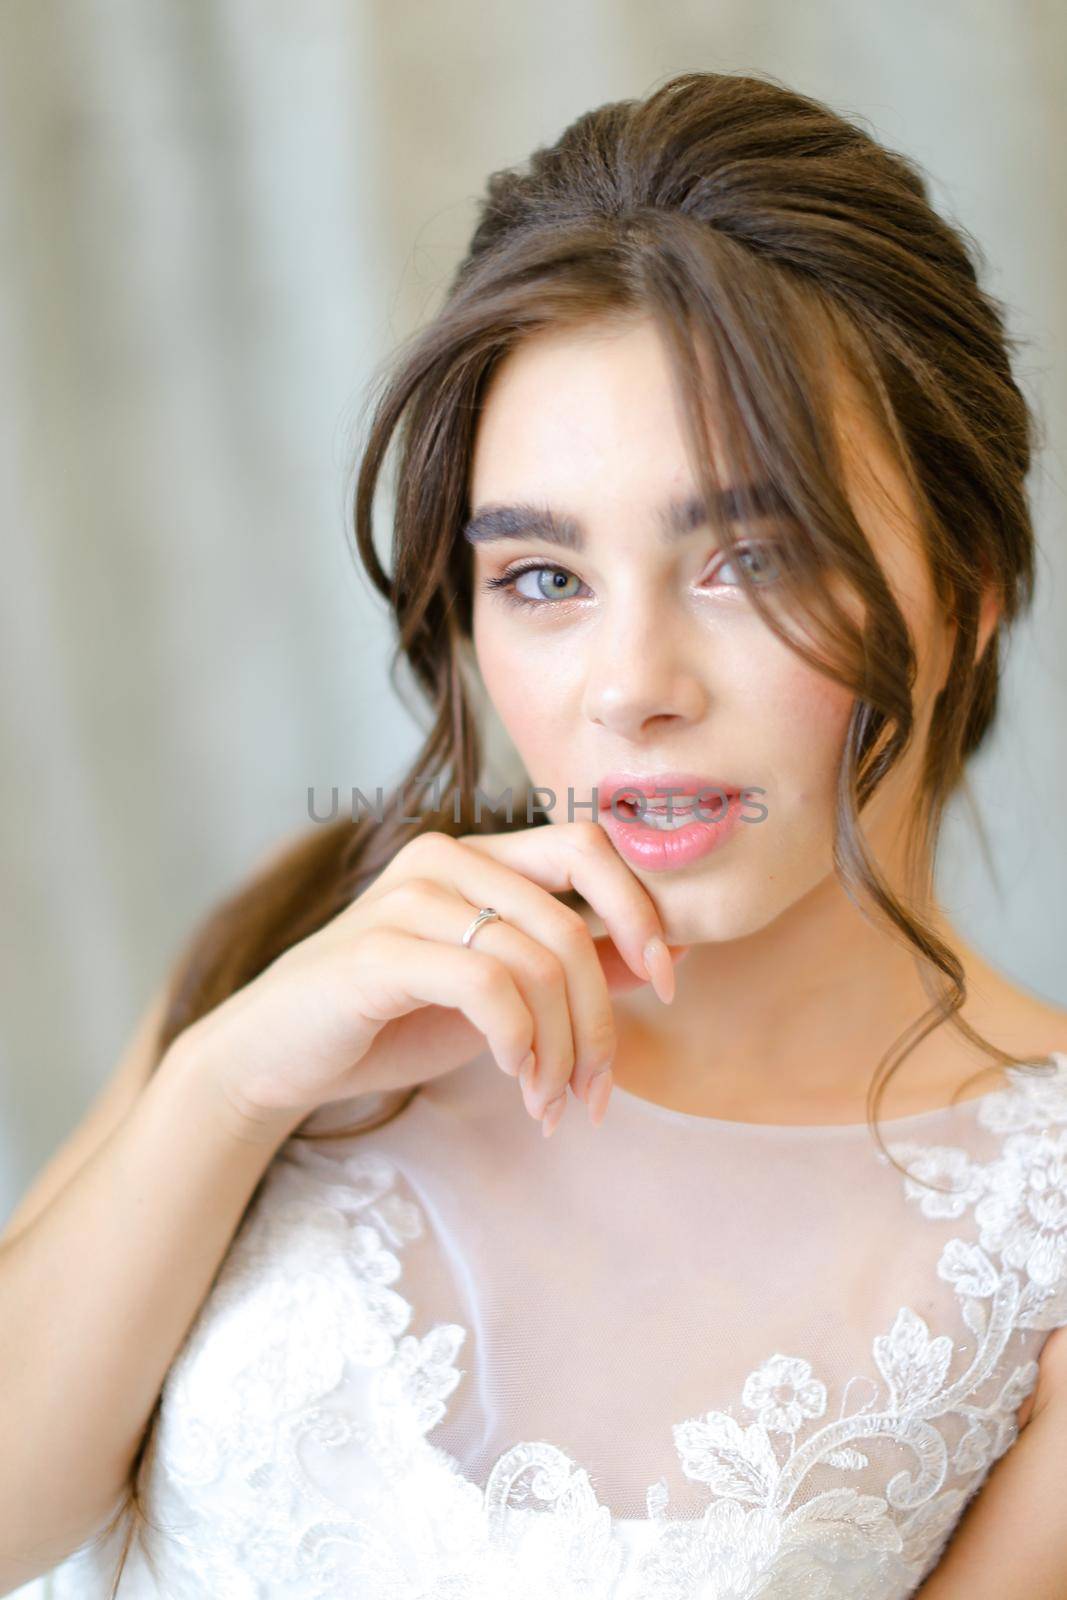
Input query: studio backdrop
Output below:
<box><xmin>1</xmin><ymin>0</ymin><xmax>1065</xmax><ymax>1224</ymax></box>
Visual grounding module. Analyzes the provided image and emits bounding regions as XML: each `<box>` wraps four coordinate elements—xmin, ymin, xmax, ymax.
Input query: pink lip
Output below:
<box><xmin>596</xmin><ymin>770</ymin><xmax>743</xmax><ymax>808</ymax></box>
<box><xmin>595</xmin><ymin>769</ymin><xmax>747</xmax><ymax>874</ymax></box>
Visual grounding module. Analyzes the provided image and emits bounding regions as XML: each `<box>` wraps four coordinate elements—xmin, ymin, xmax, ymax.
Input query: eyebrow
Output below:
<box><xmin>461</xmin><ymin>481</ymin><xmax>791</xmax><ymax>552</ymax></box>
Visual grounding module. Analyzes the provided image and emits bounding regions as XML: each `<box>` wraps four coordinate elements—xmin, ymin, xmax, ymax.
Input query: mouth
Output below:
<box><xmin>596</xmin><ymin>769</ymin><xmax>741</xmax><ymax>825</ymax></box>
<box><xmin>594</xmin><ymin>769</ymin><xmax>747</xmax><ymax>871</ymax></box>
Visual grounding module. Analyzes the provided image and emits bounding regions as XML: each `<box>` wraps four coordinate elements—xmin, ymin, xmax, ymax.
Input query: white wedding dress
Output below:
<box><xmin>34</xmin><ymin>1044</ymin><xmax>1067</xmax><ymax>1599</ymax></box>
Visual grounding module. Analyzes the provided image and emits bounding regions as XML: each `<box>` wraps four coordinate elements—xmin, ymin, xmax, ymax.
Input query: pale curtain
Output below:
<box><xmin>1</xmin><ymin>0</ymin><xmax>1064</xmax><ymax>1246</ymax></box>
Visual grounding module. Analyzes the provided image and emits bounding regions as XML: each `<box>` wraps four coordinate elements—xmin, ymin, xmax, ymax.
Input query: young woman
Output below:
<box><xmin>4</xmin><ymin>68</ymin><xmax>1067</xmax><ymax>1600</ymax></box>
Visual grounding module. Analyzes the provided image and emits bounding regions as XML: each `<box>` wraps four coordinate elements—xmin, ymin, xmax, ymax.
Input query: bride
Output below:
<box><xmin>4</xmin><ymin>68</ymin><xmax>1067</xmax><ymax>1599</ymax></box>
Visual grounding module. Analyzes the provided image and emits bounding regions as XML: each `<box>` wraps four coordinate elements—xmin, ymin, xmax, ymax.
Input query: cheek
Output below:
<box><xmin>755</xmin><ymin>660</ymin><xmax>855</xmax><ymax>808</ymax></box>
<box><xmin>472</xmin><ymin>604</ymin><xmax>515</xmax><ymax>711</ymax></box>
<box><xmin>472</xmin><ymin>609</ymin><xmax>571</xmax><ymax>753</ymax></box>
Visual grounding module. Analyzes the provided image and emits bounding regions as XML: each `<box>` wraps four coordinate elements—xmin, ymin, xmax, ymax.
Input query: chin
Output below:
<box><xmin>644</xmin><ymin>886</ymin><xmax>761</xmax><ymax>947</ymax></box>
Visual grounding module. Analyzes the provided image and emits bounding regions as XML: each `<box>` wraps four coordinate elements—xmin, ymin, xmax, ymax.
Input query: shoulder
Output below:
<box><xmin>980</xmin><ymin>983</ymin><xmax>1067</xmax><ymax>1430</ymax></box>
<box><xmin>996</xmin><ymin>991</ymin><xmax>1067</xmax><ymax>1061</ymax></box>
<box><xmin>162</xmin><ymin>1144</ymin><xmax>428</xmax><ymax>1423</ymax></box>
<box><xmin>945</xmin><ymin>948</ymin><xmax>1067</xmax><ymax>1101</ymax></box>
<box><xmin>974</xmin><ymin>927</ymin><xmax>1067</xmax><ymax>1050</ymax></box>
<box><xmin>912</xmin><ymin>955</ymin><xmax>1067</xmax><ymax>1433</ymax></box>
<box><xmin>958</xmin><ymin>926</ymin><xmax>1067</xmax><ymax>1053</ymax></box>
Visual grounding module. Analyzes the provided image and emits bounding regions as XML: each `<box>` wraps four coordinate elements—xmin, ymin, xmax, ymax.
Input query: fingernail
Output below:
<box><xmin>643</xmin><ymin>936</ymin><xmax>675</xmax><ymax>1004</ymax></box>
<box><xmin>541</xmin><ymin>1091</ymin><xmax>566</xmax><ymax>1138</ymax></box>
<box><xmin>586</xmin><ymin>1068</ymin><xmax>613</xmax><ymax>1127</ymax></box>
<box><xmin>518</xmin><ymin>1050</ymin><xmax>536</xmax><ymax>1083</ymax></box>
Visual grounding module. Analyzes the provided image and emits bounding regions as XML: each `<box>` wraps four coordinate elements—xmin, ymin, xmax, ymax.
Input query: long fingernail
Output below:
<box><xmin>586</xmin><ymin>1068</ymin><xmax>613</xmax><ymax>1127</ymax></box>
<box><xmin>643</xmin><ymin>936</ymin><xmax>675</xmax><ymax>1004</ymax></box>
<box><xmin>541</xmin><ymin>1091</ymin><xmax>566</xmax><ymax>1138</ymax></box>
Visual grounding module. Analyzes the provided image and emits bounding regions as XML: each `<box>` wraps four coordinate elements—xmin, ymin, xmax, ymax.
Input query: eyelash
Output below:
<box><xmin>479</xmin><ymin>541</ymin><xmax>781</xmax><ymax>610</ymax></box>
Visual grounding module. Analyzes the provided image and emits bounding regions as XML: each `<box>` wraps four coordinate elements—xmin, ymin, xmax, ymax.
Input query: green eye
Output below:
<box><xmin>481</xmin><ymin>563</ymin><xmax>587</xmax><ymax>608</ymax></box>
<box><xmin>516</xmin><ymin>567</ymin><xmax>583</xmax><ymax>602</ymax></box>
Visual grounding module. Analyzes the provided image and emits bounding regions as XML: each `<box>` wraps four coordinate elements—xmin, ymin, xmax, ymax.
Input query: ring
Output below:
<box><xmin>462</xmin><ymin>906</ymin><xmax>502</xmax><ymax>947</ymax></box>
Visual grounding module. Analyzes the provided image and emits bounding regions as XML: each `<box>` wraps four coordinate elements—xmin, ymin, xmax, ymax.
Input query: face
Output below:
<box><xmin>466</xmin><ymin>314</ymin><xmax>985</xmax><ymax>946</ymax></box>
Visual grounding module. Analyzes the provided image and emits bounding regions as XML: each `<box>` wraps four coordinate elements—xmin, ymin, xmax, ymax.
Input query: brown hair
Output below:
<box><xmin>97</xmin><ymin>67</ymin><xmax>1055</xmax><ymax>1591</ymax></box>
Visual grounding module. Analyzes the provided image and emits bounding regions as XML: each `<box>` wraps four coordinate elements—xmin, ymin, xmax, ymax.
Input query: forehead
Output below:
<box><xmin>469</xmin><ymin>316</ymin><xmax>712</xmax><ymax>496</ymax></box>
<box><xmin>469</xmin><ymin>316</ymin><xmax>926</xmax><ymax>579</ymax></box>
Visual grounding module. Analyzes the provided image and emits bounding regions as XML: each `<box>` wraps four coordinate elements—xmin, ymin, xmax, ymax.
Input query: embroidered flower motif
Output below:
<box><xmin>973</xmin><ymin>1129</ymin><xmax>1067</xmax><ymax>1289</ymax></box>
<box><xmin>891</xmin><ymin>1060</ymin><xmax>1067</xmax><ymax>1334</ymax></box>
<box><xmin>52</xmin><ymin>1054</ymin><xmax>1067</xmax><ymax>1600</ymax></box>
<box><xmin>635</xmin><ymin>1486</ymin><xmax>908</xmax><ymax>1599</ymax></box>
<box><xmin>741</xmin><ymin>1354</ymin><xmax>828</xmax><ymax>1434</ymax></box>
<box><xmin>871</xmin><ymin>1305</ymin><xmax>954</xmax><ymax>1409</ymax></box>
<box><xmin>604</xmin><ymin>1061</ymin><xmax>1065</xmax><ymax>1594</ymax></box>
<box><xmin>673</xmin><ymin>1410</ymin><xmax>780</xmax><ymax>1499</ymax></box>
<box><xmin>890</xmin><ymin>1144</ymin><xmax>985</xmax><ymax>1220</ymax></box>
<box><xmin>637</xmin><ymin>1501</ymin><xmax>785</xmax><ymax>1598</ymax></box>
<box><xmin>980</xmin><ymin>1057</ymin><xmax>1067</xmax><ymax>1134</ymax></box>
<box><xmin>378</xmin><ymin>1322</ymin><xmax>466</xmax><ymax>1434</ymax></box>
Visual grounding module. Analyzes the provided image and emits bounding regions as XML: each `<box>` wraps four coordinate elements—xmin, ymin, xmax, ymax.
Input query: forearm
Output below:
<box><xmin>0</xmin><ymin>1032</ymin><xmax>302</xmax><ymax>1582</ymax></box>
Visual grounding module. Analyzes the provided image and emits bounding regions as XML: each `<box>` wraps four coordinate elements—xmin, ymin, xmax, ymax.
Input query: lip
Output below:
<box><xmin>596</xmin><ymin>770</ymin><xmax>743</xmax><ymax>810</ymax></box>
<box><xmin>595</xmin><ymin>769</ymin><xmax>747</xmax><ymax>874</ymax></box>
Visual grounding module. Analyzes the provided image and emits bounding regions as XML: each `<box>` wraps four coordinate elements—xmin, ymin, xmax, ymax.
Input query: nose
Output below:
<box><xmin>580</xmin><ymin>604</ymin><xmax>708</xmax><ymax>739</ymax></box>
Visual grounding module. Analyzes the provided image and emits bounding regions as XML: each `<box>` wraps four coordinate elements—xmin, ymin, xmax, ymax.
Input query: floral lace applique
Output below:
<box><xmin>120</xmin><ymin>1057</ymin><xmax>1067</xmax><ymax>1600</ymax></box>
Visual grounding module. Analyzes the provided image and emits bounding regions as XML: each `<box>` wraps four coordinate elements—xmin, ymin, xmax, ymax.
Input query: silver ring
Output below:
<box><xmin>462</xmin><ymin>906</ymin><xmax>502</xmax><ymax>947</ymax></box>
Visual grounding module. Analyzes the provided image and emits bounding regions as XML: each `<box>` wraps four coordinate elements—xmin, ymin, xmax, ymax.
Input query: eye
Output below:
<box><xmin>478</xmin><ymin>539</ymin><xmax>783</xmax><ymax>613</ymax></box>
<box><xmin>479</xmin><ymin>563</ymin><xmax>587</xmax><ymax>608</ymax></box>
<box><xmin>706</xmin><ymin>540</ymin><xmax>783</xmax><ymax>588</ymax></box>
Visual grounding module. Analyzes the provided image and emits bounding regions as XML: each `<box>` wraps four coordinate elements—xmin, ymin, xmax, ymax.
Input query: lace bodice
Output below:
<box><xmin>44</xmin><ymin>1047</ymin><xmax>1067</xmax><ymax>1598</ymax></box>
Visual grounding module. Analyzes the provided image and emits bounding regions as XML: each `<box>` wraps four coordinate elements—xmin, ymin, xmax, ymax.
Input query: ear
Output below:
<box><xmin>974</xmin><ymin>577</ymin><xmax>1001</xmax><ymax>666</ymax></box>
<box><xmin>938</xmin><ymin>574</ymin><xmax>1000</xmax><ymax>691</ymax></box>
<box><xmin>944</xmin><ymin>573</ymin><xmax>1001</xmax><ymax>662</ymax></box>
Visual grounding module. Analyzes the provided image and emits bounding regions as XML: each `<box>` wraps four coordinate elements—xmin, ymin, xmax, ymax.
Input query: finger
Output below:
<box><xmin>572</xmin><ymin>898</ymin><xmax>692</xmax><ymax>992</ymax></box>
<box><xmin>347</xmin><ymin>926</ymin><xmax>535</xmax><ymax>1091</ymax></box>
<box><xmin>380</xmin><ymin>831</ymin><xmax>620</xmax><ymax>1110</ymax></box>
<box><xmin>457</xmin><ymin>821</ymin><xmax>672</xmax><ymax>999</ymax></box>
<box><xmin>356</xmin><ymin>877</ymin><xmax>579</xmax><ymax>1123</ymax></box>
<box><xmin>595</xmin><ymin>933</ymin><xmax>693</xmax><ymax>995</ymax></box>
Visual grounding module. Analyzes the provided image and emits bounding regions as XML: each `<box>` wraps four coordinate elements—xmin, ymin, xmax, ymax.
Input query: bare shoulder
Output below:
<box><xmin>949</xmin><ymin>933</ymin><xmax>1067</xmax><ymax>1080</ymax></box>
<box><xmin>981</xmin><ymin>982</ymin><xmax>1067</xmax><ymax>1063</ymax></box>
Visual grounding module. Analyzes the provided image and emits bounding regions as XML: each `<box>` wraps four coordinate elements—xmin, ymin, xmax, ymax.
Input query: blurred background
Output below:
<box><xmin>1</xmin><ymin>0</ymin><xmax>1065</xmax><ymax>1225</ymax></box>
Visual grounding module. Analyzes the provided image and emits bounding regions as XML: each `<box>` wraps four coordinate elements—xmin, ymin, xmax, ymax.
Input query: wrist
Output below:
<box><xmin>162</xmin><ymin>1024</ymin><xmax>311</xmax><ymax>1149</ymax></box>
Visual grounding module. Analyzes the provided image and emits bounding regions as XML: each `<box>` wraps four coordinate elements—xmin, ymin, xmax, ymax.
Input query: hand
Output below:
<box><xmin>183</xmin><ymin>821</ymin><xmax>690</xmax><ymax>1140</ymax></box>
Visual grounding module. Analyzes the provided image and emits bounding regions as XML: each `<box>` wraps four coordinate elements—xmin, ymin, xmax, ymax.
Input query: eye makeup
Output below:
<box><xmin>477</xmin><ymin>540</ymin><xmax>783</xmax><ymax>610</ymax></box>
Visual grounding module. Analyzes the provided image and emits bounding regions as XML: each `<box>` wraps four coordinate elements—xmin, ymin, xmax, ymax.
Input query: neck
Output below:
<box><xmin>609</xmin><ymin>870</ymin><xmax>1007</xmax><ymax>1121</ymax></box>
